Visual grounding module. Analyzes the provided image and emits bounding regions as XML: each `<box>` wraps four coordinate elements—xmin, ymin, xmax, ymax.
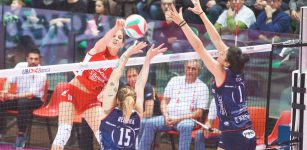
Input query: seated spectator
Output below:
<box><xmin>108</xmin><ymin>0</ymin><xmax>136</xmax><ymax>17</ymax></box>
<box><xmin>124</xmin><ymin>66</ymin><xmax>162</xmax><ymax>138</ymax></box>
<box><xmin>151</xmin><ymin>0</ymin><xmax>191</xmax><ymax>53</ymax></box>
<box><xmin>4</xmin><ymin>0</ymin><xmax>42</xmax><ymax>66</ymax></box>
<box><xmin>136</xmin><ymin>0</ymin><xmax>160</xmax><ymax>20</ymax></box>
<box><xmin>56</xmin><ymin>0</ymin><xmax>87</xmax><ymax>12</ymax></box>
<box><xmin>0</xmin><ymin>49</ymin><xmax>47</xmax><ymax>149</ymax></box>
<box><xmin>182</xmin><ymin>0</ymin><xmax>225</xmax><ymax>24</ymax></box>
<box><xmin>289</xmin><ymin>0</ymin><xmax>307</xmax><ymax>33</ymax></box>
<box><xmin>139</xmin><ymin>60</ymin><xmax>209</xmax><ymax>150</ymax></box>
<box><xmin>31</xmin><ymin>0</ymin><xmax>59</xmax><ymax>10</ymax></box>
<box><xmin>214</xmin><ymin>0</ymin><xmax>256</xmax><ymax>32</ymax></box>
<box><xmin>48</xmin><ymin>0</ymin><xmax>87</xmax><ymax>28</ymax></box>
<box><xmin>249</xmin><ymin>0</ymin><xmax>291</xmax><ymax>42</ymax></box>
<box><xmin>251</xmin><ymin>0</ymin><xmax>267</xmax><ymax>17</ymax></box>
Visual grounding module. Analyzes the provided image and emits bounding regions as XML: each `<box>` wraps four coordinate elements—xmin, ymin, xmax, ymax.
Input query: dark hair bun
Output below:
<box><xmin>240</xmin><ymin>53</ymin><xmax>250</xmax><ymax>64</ymax></box>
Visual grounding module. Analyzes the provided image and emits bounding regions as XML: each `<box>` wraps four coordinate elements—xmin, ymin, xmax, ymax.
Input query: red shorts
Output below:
<box><xmin>60</xmin><ymin>84</ymin><xmax>101</xmax><ymax>114</ymax></box>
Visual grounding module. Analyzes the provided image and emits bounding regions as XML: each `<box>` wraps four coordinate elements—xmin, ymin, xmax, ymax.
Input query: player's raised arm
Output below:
<box><xmin>89</xmin><ymin>19</ymin><xmax>125</xmax><ymax>55</ymax></box>
<box><xmin>188</xmin><ymin>0</ymin><xmax>228</xmax><ymax>52</ymax></box>
<box><xmin>135</xmin><ymin>44</ymin><xmax>167</xmax><ymax>115</ymax></box>
<box><xmin>167</xmin><ymin>5</ymin><xmax>225</xmax><ymax>83</ymax></box>
<box><xmin>98</xmin><ymin>42</ymin><xmax>147</xmax><ymax>111</ymax></box>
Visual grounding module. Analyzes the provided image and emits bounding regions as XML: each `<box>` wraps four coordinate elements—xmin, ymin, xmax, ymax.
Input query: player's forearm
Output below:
<box><xmin>180</xmin><ymin>21</ymin><xmax>205</xmax><ymax>54</ymax></box>
<box><xmin>135</xmin><ymin>58</ymin><xmax>150</xmax><ymax>90</ymax></box>
<box><xmin>113</xmin><ymin>52</ymin><xmax>130</xmax><ymax>80</ymax></box>
<box><xmin>93</xmin><ymin>26</ymin><xmax>120</xmax><ymax>52</ymax></box>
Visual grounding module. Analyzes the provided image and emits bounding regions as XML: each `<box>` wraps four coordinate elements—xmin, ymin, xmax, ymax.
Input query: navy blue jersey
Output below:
<box><xmin>99</xmin><ymin>108</ymin><xmax>141</xmax><ymax>150</ymax></box>
<box><xmin>212</xmin><ymin>69</ymin><xmax>252</xmax><ymax>131</ymax></box>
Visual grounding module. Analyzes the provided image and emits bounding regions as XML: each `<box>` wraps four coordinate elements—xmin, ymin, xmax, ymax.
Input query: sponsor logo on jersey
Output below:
<box><xmin>242</xmin><ymin>129</ymin><xmax>256</xmax><ymax>139</ymax></box>
<box><xmin>234</xmin><ymin>114</ymin><xmax>250</xmax><ymax>123</ymax></box>
<box><xmin>146</xmin><ymin>93</ymin><xmax>152</xmax><ymax>97</ymax></box>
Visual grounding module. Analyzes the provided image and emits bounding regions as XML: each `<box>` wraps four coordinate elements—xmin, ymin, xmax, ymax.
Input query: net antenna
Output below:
<box><xmin>234</xmin><ymin>0</ymin><xmax>239</xmax><ymax>47</ymax></box>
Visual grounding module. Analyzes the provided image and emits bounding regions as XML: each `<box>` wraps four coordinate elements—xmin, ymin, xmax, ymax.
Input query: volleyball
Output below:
<box><xmin>124</xmin><ymin>14</ymin><xmax>147</xmax><ymax>39</ymax></box>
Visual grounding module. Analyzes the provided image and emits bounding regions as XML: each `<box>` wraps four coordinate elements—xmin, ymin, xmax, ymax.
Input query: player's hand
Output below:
<box><xmin>114</xmin><ymin>19</ymin><xmax>125</xmax><ymax>30</ymax></box>
<box><xmin>126</xmin><ymin>41</ymin><xmax>147</xmax><ymax>57</ymax></box>
<box><xmin>188</xmin><ymin>0</ymin><xmax>203</xmax><ymax>15</ymax></box>
<box><xmin>203</xmin><ymin>127</ymin><xmax>221</xmax><ymax>138</ymax></box>
<box><xmin>165</xmin><ymin>4</ymin><xmax>184</xmax><ymax>25</ymax></box>
<box><xmin>146</xmin><ymin>43</ymin><xmax>167</xmax><ymax>60</ymax></box>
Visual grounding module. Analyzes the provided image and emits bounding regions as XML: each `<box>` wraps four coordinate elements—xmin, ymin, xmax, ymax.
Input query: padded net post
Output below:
<box><xmin>300</xmin><ymin>6</ymin><xmax>307</xmax><ymax>71</ymax></box>
<box><xmin>291</xmin><ymin>6</ymin><xmax>307</xmax><ymax>150</ymax></box>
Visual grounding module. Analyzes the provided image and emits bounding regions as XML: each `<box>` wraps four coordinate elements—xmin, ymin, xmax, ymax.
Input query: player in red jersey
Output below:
<box><xmin>51</xmin><ymin>19</ymin><xmax>145</xmax><ymax>150</ymax></box>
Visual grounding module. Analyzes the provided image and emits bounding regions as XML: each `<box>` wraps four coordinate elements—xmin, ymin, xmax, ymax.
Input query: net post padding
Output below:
<box><xmin>301</xmin><ymin>6</ymin><xmax>307</xmax><ymax>72</ymax></box>
<box><xmin>291</xmin><ymin>6</ymin><xmax>307</xmax><ymax>150</ymax></box>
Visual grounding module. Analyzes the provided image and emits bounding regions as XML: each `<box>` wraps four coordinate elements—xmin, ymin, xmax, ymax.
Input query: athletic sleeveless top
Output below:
<box><xmin>76</xmin><ymin>49</ymin><xmax>118</xmax><ymax>95</ymax></box>
<box><xmin>212</xmin><ymin>68</ymin><xmax>252</xmax><ymax>132</ymax></box>
<box><xmin>99</xmin><ymin>108</ymin><xmax>140</xmax><ymax>150</ymax></box>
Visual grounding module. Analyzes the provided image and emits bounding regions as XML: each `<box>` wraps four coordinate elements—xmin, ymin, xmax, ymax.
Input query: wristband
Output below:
<box><xmin>180</xmin><ymin>22</ymin><xmax>187</xmax><ymax>27</ymax></box>
<box><xmin>198</xmin><ymin>11</ymin><xmax>204</xmax><ymax>16</ymax></box>
<box><xmin>178</xmin><ymin>20</ymin><xmax>185</xmax><ymax>26</ymax></box>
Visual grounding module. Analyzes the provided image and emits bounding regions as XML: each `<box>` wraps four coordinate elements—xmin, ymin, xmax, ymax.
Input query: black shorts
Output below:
<box><xmin>219</xmin><ymin>128</ymin><xmax>256</xmax><ymax>150</ymax></box>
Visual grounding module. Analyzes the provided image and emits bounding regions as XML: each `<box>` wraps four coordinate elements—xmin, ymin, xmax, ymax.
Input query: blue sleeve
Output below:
<box><xmin>262</xmin><ymin>12</ymin><xmax>290</xmax><ymax>33</ymax></box>
<box><xmin>248</xmin><ymin>12</ymin><xmax>265</xmax><ymax>39</ymax></box>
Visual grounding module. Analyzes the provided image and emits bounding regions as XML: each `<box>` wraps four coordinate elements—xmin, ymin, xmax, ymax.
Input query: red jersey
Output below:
<box><xmin>76</xmin><ymin>49</ymin><xmax>118</xmax><ymax>95</ymax></box>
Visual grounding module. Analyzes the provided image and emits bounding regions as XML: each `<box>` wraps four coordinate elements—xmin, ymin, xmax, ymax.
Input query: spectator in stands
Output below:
<box><xmin>182</xmin><ymin>0</ymin><xmax>225</xmax><ymax>24</ymax></box>
<box><xmin>151</xmin><ymin>0</ymin><xmax>190</xmax><ymax>53</ymax></box>
<box><xmin>214</xmin><ymin>0</ymin><xmax>256</xmax><ymax>32</ymax></box>
<box><xmin>94</xmin><ymin>0</ymin><xmax>111</xmax><ymax>31</ymax></box>
<box><xmin>78</xmin><ymin>66</ymin><xmax>162</xmax><ymax>150</ymax></box>
<box><xmin>0</xmin><ymin>49</ymin><xmax>47</xmax><ymax>149</ymax></box>
<box><xmin>139</xmin><ymin>60</ymin><xmax>209</xmax><ymax>150</ymax></box>
<box><xmin>289</xmin><ymin>0</ymin><xmax>307</xmax><ymax>33</ymax></box>
<box><xmin>148</xmin><ymin>0</ymin><xmax>224</xmax><ymax>24</ymax></box>
<box><xmin>4</xmin><ymin>0</ymin><xmax>42</xmax><ymax>66</ymax></box>
<box><xmin>56</xmin><ymin>0</ymin><xmax>87</xmax><ymax>12</ymax></box>
<box><xmin>251</xmin><ymin>0</ymin><xmax>267</xmax><ymax>17</ymax></box>
<box><xmin>108</xmin><ymin>0</ymin><xmax>136</xmax><ymax>17</ymax></box>
<box><xmin>249</xmin><ymin>0</ymin><xmax>291</xmax><ymax>42</ymax></box>
<box><xmin>31</xmin><ymin>0</ymin><xmax>59</xmax><ymax>10</ymax></box>
<box><xmin>136</xmin><ymin>0</ymin><xmax>160</xmax><ymax>20</ymax></box>
<box><xmin>124</xmin><ymin>66</ymin><xmax>162</xmax><ymax>139</ymax></box>
<box><xmin>95</xmin><ymin>0</ymin><xmax>110</xmax><ymax>15</ymax></box>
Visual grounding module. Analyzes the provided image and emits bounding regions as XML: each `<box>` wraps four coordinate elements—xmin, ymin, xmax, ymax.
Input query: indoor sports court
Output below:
<box><xmin>0</xmin><ymin>0</ymin><xmax>306</xmax><ymax>150</ymax></box>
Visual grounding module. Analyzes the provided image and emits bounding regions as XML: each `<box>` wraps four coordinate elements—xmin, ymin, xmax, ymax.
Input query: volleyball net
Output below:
<box><xmin>0</xmin><ymin>5</ymin><xmax>302</xmax><ymax>149</ymax></box>
<box><xmin>0</xmin><ymin>42</ymin><xmax>277</xmax><ymax>149</ymax></box>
